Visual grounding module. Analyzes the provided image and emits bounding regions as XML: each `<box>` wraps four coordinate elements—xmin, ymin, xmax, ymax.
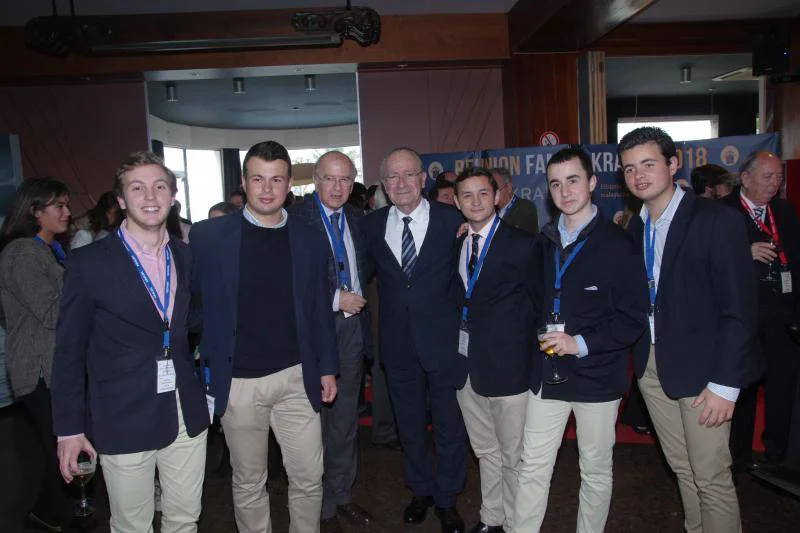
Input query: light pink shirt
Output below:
<box><xmin>120</xmin><ymin>219</ymin><xmax>176</xmax><ymax>322</ymax></box>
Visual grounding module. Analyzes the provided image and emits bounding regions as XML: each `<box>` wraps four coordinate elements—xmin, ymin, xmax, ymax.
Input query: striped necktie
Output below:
<box><xmin>401</xmin><ymin>216</ymin><xmax>417</xmax><ymax>277</ymax></box>
<box><xmin>468</xmin><ymin>234</ymin><xmax>480</xmax><ymax>278</ymax></box>
<box><xmin>753</xmin><ymin>206</ymin><xmax>765</xmax><ymax>222</ymax></box>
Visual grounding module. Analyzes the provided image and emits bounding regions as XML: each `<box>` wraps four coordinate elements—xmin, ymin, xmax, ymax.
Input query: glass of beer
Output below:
<box><xmin>537</xmin><ymin>326</ymin><xmax>568</xmax><ymax>385</ymax></box>
<box><xmin>73</xmin><ymin>452</ymin><xmax>96</xmax><ymax>518</ymax></box>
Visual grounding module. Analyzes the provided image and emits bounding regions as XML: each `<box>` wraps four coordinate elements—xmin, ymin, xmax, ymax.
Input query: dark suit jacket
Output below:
<box><xmin>289</xmin><ymin>198</ymin><xmax>373</xmax><ymax>358</ymax></box>
<box><xmin>537</xmin><ymin>212</ymin><xmax>648</xmax><ymax>402</ymax></box>
<box><xmin>721</xmin><ymin>187</ymin><xmax>800</xmax><ymax>315</ymax></box>
<box><xmin>628</xmin><ymin>189</ymin><xmax>760</xmax><ymax>398</ymax></box>
<box><xmin>189</xmin><ymin>210</ymin><xmax>338</xmax><ymax>414</ymax></box>
<box><xmin>362</xmin><ymin>201</ymin><xmax>464</xmax><ymax>371</ymax></box>
<box><xmin>51</xmin><ymin>232</ymin><xmax>208</xmax><ymax>455</ymax></box>
<box><xmin>452</xmin><ymin>220</ymin><xmax>540</xmax><ymax>397</ymax></box>
<box><xmin>503</xmin><ymin>196</ymin><xmax>540</xmax><ymax>235</ymax></box>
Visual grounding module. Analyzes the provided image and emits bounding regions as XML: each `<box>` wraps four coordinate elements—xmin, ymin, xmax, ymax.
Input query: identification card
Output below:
<box><xmin>206</xmin><ymin>394</ymin><xmax>215</xmax><ymax>423</ymax></box>
<box><xmin>157</xmin><ymin>359</ymin><xmax>176</xmax><ymax>394</ymax></box>
<box><xmin>781</xmin><ymin>270</ymin><xmax>793</xmax><ymax>294</ymax></box>
<box><xmin>458</xmin><ymin>328</ymin><xmax>469</xmax><ymax>357</ymax></box>
<box><xmin>648</xmin><ymin>313</ymin><xmax>655</xmax><ymax>345</ymax></box>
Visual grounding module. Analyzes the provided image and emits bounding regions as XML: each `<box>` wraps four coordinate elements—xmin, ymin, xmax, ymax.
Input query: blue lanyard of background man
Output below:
<box><xmin>644</xmin><ymin>216</ymin><xmax>657</xmax><ymax>309</ymax></box>
<box><xmin>553</xmin><ymin>240</ymin><xmax>587</xmax><ymax>316</ymax></box>
<box><xmin>117</xmin><ymin>228</ymin><xmax>172</xmax><ymax>356</ymax></box>
<box><xmin>461</xmin><ymin>216</ymin><xmax>501</xmax><ymax>325</ymax></box>
<box><xmin>33</xmin><ymin>235</ymin><xmax>66</xmax><ymax>264</ymax></box>
<box><xmin>313</xmin><ymin>192</ymin><xmax>352</xmax><ymax>291</ymax></box>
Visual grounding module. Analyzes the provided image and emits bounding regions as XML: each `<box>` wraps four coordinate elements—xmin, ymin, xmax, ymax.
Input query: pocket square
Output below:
<box><xmin>584</xmin><ymin>286</ymin><xmax>599</xmax><ymax>291</ymax></box>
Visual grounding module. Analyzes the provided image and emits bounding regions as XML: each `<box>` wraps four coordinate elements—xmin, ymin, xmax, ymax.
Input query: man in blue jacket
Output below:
<box><xmin>190</xmin><ymin>141</ymin><xmax>338</xmax><ymax>533</ymax></box>
<box><xmin>514</xmin><ymin>146</ymin><xmax>648</xmax><ymax>532</ymax></box>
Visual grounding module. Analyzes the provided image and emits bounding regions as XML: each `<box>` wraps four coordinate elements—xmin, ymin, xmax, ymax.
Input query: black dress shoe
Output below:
<box><xmin>337</xmin><ymin>502</ymin><xmax>374</xmax><ymax>527</ymax></box>
<box><xmin>435</xmin><ymin>506</ymin><xmax>465</xmax><ymax>533</ymax></box>
<box><xmin>404</xmin><ymin>495</ymin><xmax>434</xmax><ymax>524</ymax></box>
<box><xmin>320</xmin><ymin>516</ymin><xmax>344</xmax><ymax>533</ymax></box>
<box><xmin>631</xmin><ymin>424</ymin><xmax>652</xmax><ymax>436</ymax></box>
<box><xmin>470</xmin><ymin>522</ymin><xmax>504</xmax><ymax>533</ymax></box>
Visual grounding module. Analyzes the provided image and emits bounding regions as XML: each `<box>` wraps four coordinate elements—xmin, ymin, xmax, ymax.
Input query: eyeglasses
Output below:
<box><xmin>383</xmin><ymin>170</ymin><xmax>423</xmax><ymax>184</ymax></box>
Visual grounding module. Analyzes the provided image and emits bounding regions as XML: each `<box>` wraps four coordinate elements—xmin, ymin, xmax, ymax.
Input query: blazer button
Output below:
<box><xmin>406</xmin><ymin>283</ymin><xmax>411</xmax><ymax>289</ymax></box>
<box><xmin>227</xmin><ymin>356</ymin><xmax>232</xmax><ymax>362</ymax></box>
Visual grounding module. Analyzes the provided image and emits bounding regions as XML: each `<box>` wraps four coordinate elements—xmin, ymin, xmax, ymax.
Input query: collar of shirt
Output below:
<box><xmin>638</xmin><ymin>185</ymin><xmax>685</xmax><ymax>228</ymax></box>
<box><xmin>557</xmin><ymin>204</ymin><xmax>597</xmax><ymax>247</ymax></box>
<box><xmin>467</xmin><ymin>213</ymin><xmax>498</xmax><ymax>241</ymax></box>
<box><xmin>243</xmin><ymin>205</ymin><xmax>288</xmax><ymax>228</ymax></box>
<box><xmin>119</xmin><ymin>218</ymin><xmax>169</xmax><ymax>257</ymax></box>
<box><xmin>740</xmin><ymin>190</ymin><xmax>767</xmax><ymax>221</ymax></box>
<box><xmin>319</xmin><ymin>202</ymin><xmax>344</xmax><ymax>221</ymax></box>
<box><xmin>389</xmin><ymin>198</ymin><xmax>429</xmax><ymax>228</ymax></box>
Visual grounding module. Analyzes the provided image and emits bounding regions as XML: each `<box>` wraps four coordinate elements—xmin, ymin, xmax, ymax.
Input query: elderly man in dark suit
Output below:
<box><xmin>721</xmin><ymin>151</ymin><xmax>800</xmax><ymax>473</ymax></box>
<box><xmin>289</xmin><ymin>151</ymin><xmax>373</xmax><ymax>533</ymax></box>
<box><xmin>362</xmin><ymin>147</ymin><xmax>467</xmax><ymax>533</ymax></box>
<box><xmin>621</xmin><ymin>127</ymin><xmax>758</xmax><ymax>533</ymax></box>
<box><xmin>490</xmin><ymin>167</ymin><xmax>539</xmax><ymax>235</ymax></box>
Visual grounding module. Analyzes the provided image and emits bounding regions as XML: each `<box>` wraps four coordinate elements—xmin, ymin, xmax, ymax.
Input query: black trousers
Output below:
<box><xmin>0</xmin><ymin>403</ymin><xmax>45</xmax><ymax>533</ymax></box>
<box><xmin>730</xmin><ymin>306</ymin><xmax>800</xmax><ymax>466</ymax></box>
<box><xmin>18</xmin><ymin>379</ymin><xmax>76</xmax><ymax>531</ymax></box>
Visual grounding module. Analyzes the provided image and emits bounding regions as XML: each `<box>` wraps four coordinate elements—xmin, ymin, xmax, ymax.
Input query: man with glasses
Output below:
<box><xmin>490</xmin><ymin>167</ymin><xmax>539</xmax><ymax>235</ymax></box>
<box><xmin>289</xmin><ymin>151</ymin><xmax>373</xmax><ymax>533</ymax></box>
<box><xmin>362</xmin><ymin>147</ymin><xmax>467</xmax><ymax>533</ymax></box>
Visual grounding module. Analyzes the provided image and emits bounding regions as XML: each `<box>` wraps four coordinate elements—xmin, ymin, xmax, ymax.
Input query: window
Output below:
<box><xmin>238</xmin><ymin>145</ymin><xmax>363</xmax><ymax>197</ymax></box>
<box><xmin>163</xmin><ymin>147</ymin><xmax>224</xmax><ymax>222</ymax></box>
<box><xmin>617</xmin><ymin>116</ymin><xmax>719</xmax><ymax>142</ymax></box>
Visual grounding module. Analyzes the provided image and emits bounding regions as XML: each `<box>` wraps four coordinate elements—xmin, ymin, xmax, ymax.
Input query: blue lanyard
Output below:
<box><xmin>553</xmin><ymin>240</ymin><xmax>586</xmax><ymax>315</ymax></box>
<box><xmin>503</xmin><ymin>195</ymin><xmax>518</xmax><ymax>216</ymax></box>
<box><xmin>34</xmin><ymin>235</ymin><xmax>66</xmax><ymax>264</ymax></box>
<box><xmin>644</xmin><ymin>216</ymin><xmax>657</xmax><ymax>307</ymax></box>
<box><xmin>117</xmin><ymin>229</ymin><xmax>172</xmax><ymax>351</ymax></box>
<box><xmin>461</xmin><ymin>216</ymin><xmax>501</xmax><ymax>324</ymax></box>
<box><xmin>313</xmin><ymin>192</ymin><xmax>352</xmax><ymax>291</ymax></box>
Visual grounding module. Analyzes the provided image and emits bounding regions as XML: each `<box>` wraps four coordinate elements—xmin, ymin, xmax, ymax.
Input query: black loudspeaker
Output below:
<box><xmin>753</xmin><ymin>29</ymin><xmax>791</xmax><ymax>76</ymax></box>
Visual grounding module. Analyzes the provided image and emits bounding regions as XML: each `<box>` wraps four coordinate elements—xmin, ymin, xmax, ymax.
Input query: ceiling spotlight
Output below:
<box><xmin>165</xmin><ymin>82</ymin><xmax>178</xmax><ymax>102</ymax></box>
<box><xmin>233</xmin><ymin>77</ymin><xmax>245</xmax><ymax>94</ymax></box>
<box><xmin>304</xmin><ymin>74</ymin><xmax>316</xmax><ymax>91</ymax></box>
<box><xmin>680</xmin><ymin>66</ymin><xmax>692</xmax><ymax>84</ymax></box>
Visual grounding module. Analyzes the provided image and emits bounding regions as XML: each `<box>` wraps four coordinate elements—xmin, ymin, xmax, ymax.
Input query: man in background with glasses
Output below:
<box><xmin>362</xmin><ymin>148</ymin><xmax>467</xmax><ymax>533</ymax></box>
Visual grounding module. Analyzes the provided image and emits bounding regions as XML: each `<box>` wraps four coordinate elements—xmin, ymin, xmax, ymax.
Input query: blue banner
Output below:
<box><xmin>421</xmin><ymin>133</ymin><xmax>780</xmax><ymax>227</ymax></box>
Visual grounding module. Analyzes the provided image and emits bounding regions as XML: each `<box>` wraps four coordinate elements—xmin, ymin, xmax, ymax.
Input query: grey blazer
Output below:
<box><xmin>0</xmin><ymin>238</ymin><xmax>63</xmax><ymax>397</ymax></box>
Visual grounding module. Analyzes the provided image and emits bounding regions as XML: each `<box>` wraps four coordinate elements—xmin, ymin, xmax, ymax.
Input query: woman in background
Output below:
<box><xmin>70</xmin><ymin>191</ymin><xmax>120</xmax><ymax>250</ymax></box>
<box><xmin>0</xmin><ymin>177</ymin><xmax>76</xmax><ymax>533</ymax></box>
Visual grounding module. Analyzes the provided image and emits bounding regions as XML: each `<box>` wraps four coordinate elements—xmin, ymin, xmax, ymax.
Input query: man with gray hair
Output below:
<box><xmin>721</xmin><ymin>151</ymin><xmax>800</xmax><ymax>475</ymax></box>
<box><xmin>490</xmin><ymin>167</ymin><xmax>539</xmax><ymax>235</ymax></box>
<box><xmin>289</xmin><ymin>151</ymin><xmax>374</xmax><ymax>533</ymax></box>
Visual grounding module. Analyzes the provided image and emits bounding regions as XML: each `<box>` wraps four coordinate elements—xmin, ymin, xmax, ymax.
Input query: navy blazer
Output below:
<box><xmin>289</xmin><ymin>198</ymin><xmax>373</xmax><ymax>358</ymax></box>
<box><xmin>189</xmin><ymin>210</ymin><xmax>338</xmax><ymax>414</ymax></box>
<box><xmin>536</xmin><ymin>212</ymin><xmax>648</xmax><ymax>402</ymax></box>
<box><xmin>51</xmin><ymin>232</ymin><xmax>208</xmax><ymax>455</ymax></box>
<box><xmin>452</xmin><ymin>220</ymin><xmax>541</xmax><ymax>397</ymax></box>
<box><xmin>362</xmin><ymin>201</ymin><xmax>464</xmax><ymax>371</ymax></box>
<box><xmin>628</xmin><ymin>189</ymin><xmax>760</xmax><ymax>398</ymax></box>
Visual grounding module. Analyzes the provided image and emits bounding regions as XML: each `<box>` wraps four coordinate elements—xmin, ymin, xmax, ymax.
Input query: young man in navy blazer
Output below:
<box><xmin>451</xmin><ymin>167</ymin><xmax>540</xmax><ymax>533</ymax></box>
<box><xmin>190</xmin><ymin>141</ymin><xmax>338</xmax><ymax>533</ymax></box>
<box><xmin>621</xmin><ymin>127</ymin><xmax>758</xmax><ymax>533</ymax></box>
<box><xmin>513</xmin><ymin>147</ymin><xmax>648</xmax><ymax>532</ymax></box>
<box><xmin>362</xmin><ymin>147</ymin><xmax>467</xmax><ymax>533</ymax></box>
<box><xmin>52</xmin><ymin>152</ymin><xmax>209</xmax><ymax>533</ymax></box>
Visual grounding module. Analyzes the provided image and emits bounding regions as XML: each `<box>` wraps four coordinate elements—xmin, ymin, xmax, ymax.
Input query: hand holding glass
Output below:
<box><xmin>73</xmin><ymin>452</ymin><xmax>96</xmax><ymax>517</ymax></box>
<box><xmin>537</xmin><ymin>326</ymin><xmax>568</xmax><ymax>385</ymax></box>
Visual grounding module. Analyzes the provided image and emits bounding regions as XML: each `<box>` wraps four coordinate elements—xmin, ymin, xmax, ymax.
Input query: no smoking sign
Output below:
<box><xmin>539</xmin><ymin>130</ymin><xmax>559</xmax><ymax>146</ymax></box>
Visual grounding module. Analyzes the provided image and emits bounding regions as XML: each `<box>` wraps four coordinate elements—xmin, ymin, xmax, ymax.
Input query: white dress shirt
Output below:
<box><xmin>639</xmin><ymin>186</ymin><xmax>739</xmax><ymax>402</ymax></box>
<box><xmin>319</xmin><ymin>203</ymin><xmax>362</xmax><ymax>315</ymax></box>
<box><xmin>740</xmin><ymin>191</ymin><xmax>767</xmax><ymax>223</ymax></box>
<box><xmin>459</xmin><ymin>214</ymin><xmax>498</xmax><ymax>289</ymax></box>
<box><xmin>385</xmin><ymin>199</ymin><xmax>430</xmax><ymax>266</ymax></box>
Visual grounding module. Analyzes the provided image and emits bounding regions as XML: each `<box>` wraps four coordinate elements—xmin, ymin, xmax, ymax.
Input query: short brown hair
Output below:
<box><xmin>113</xmin><ymin>151</ymin><xmax>178</xmax><ymax>198</ymax></box>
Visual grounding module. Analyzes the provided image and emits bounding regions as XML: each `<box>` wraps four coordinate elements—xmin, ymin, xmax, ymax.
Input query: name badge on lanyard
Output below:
<box><xmin>117</xmin><ymin>229</ymin><xmax>175</xmax><ymax>393</ymax></box>
<box><xmin>314</xmin><ymin>193</ymin><xmax>352</xmax><ymax>292</ymax></box>
<box><xmin>645</xmin><ymin>216</ymin><xmax>657</xmax><ymax>344</ymax></box>
<box><xmin>459</xmin><ymin>217</ymin><xmax>501</xmax><ymax>357</ymax></box>
<box><xmin>551</xmin><ymin>239</ymin><xmax>586</xmax><ymax>329</ymax></box>
<box><xmin>740</xmin><ymin>198</ymin><xmax>793</xmax><ymax>294</ymax></box>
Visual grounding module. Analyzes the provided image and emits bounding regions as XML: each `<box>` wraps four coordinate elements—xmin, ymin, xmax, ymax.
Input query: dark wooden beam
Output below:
<box><xmin>509</xmin><ymin>0</ymin><xmax>656</xmax><ymax>53</ymax></box>
<box><xmin>0</xmin><ymin>11</ymin><xmax>509</xmax><ymax>83</ymax></box>
<box><xmin>595</xmin><ymin>18</ymin><xmax>792</xmax><ymax>56</ymax></box>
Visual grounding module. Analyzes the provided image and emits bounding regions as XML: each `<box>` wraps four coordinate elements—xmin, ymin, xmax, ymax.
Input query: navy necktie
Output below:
<box><xmin>468</xmin><ymin>234</ymin><xmax>480</xmax><ymax>279</ymax></box>
<box><xmin>401</xmin><ymin>216</ymin><xmax>417</xmax><ymax>277</ymax></box>
<box><xmin>330</xmin><ymin>212</ymin><xmax>352</xmax><ymax>291</ymax></box>
<box><xmin>753</xmin><ymin>206</ymin><xmax>765</xmax><ymax>222</ymax></box>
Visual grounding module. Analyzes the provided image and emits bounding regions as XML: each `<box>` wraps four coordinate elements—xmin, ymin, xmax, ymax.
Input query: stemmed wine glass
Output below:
<box><xmin>537</xmin><ymin>325</ymin><xmax>568</xmax><ymax>385</ymax></box>
<box><xmin>762</xmin><ymin>239</ymin><xmax>780</xmax><ymax>282</ymax></box>
<box><xmin>73</xmin><ymin>452</ymin><xmax>96</xmax><ymax>518</ymax></box>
